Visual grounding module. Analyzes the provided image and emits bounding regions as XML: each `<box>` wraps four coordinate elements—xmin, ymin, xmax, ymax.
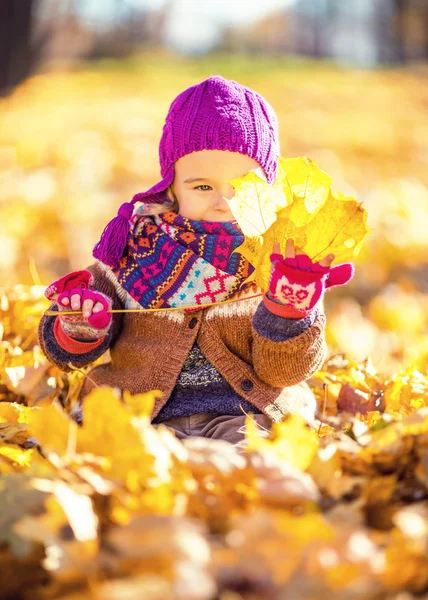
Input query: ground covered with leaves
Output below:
<box><xmin>1</xmin><ymin>285</ymin><xmax>428</xmax><ymax>600</ymax></box>
<box><xmin>1</xmin><ymin>55</ymin><xmax>428</xmax><ymax>598</ymax></box>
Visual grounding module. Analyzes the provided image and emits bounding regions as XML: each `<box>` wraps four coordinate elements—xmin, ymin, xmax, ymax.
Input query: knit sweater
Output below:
<box><xmin>38</xmin><ymin>261</ymin><xmax>327</xmax><ymax>423</ymax></box>
<box><xmin>153</xmin><ymin>302</ymin><xmax>318</xmax><ymax>423</ymax></box>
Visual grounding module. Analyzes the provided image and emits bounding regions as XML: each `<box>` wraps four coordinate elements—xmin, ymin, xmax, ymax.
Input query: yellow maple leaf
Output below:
<box><xmin>0</xmin><ymin>444</ymin><xmax>33</xmax><ymax>472</ymax></box>
<box><xmin>245</xmin><ymin>413</ymin><xmax>319</xmax><ymax>471</ymax></box>
<box><xmin>75</xmin><ymin>387</ymin><xmax>154</xmax><ymax>480</ymax></box>
<box><xmin>227</xmin><ymin>156</ymin><xmax>370</xmax><ymax>290</ymax></box>
<box><xmin>384</xmin><ymin>366</ymin><xmax>428</xmax><ymax>418</ymax></box>
<box><xmin>275</xmin><ymin>156</ymin><xmax>333</xmax><ymax>226</ymax></box>
<box><xmin>0</xmin><ymin>403</ymin><xmax>20</xmax><ymax>423</ymax></box>
<box><xmin>227</xmin><ymin>166</ymin><xmax>291</xmax><ymax>237</ymax></box>
<box><xmin>27</xmin><ymin>402</ymin><xmax>71</xmax><ymax>455</ymax></box>
<box><xmin>122</xmin><ymin>389</ymin><xmax>163</xmax><ymax>419</ymax></box>
<box><xmin>27</xmin><ymin>388</ymin><xmax>149</xmax><ymax>470</ymax></box>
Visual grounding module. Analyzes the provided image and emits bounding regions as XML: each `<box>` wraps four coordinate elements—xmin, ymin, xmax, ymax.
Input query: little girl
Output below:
<box><xmin>38</xmin><ymin>76</ymin><xmax>354</xmax><ymax>444</ymax></box>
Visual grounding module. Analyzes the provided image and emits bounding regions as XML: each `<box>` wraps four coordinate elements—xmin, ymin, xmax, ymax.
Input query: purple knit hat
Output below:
<box><xmin>93</xmin><ymin>75</ymin><xmax>280</xmax><ymax>267</ymax></box>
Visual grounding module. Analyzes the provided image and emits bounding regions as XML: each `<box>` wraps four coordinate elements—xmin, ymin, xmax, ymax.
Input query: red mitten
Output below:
<box><xmin>57</xmin><ymin>289</ymin><xmax>112</xmax><ymax>331</ymax></box>
<box><xmin>45</xmin><ymin>270</ymin><xmax>112</xmax><ymax>340</ymax></box>
<box><xmin>267</xmin><ymin>252</ymin><xmax>354</xmax><ymax>317</ymax></box>
<box><xmin>45</xmin><ymin>270</ymin><xmax>94</xmax><ymax>301</ymax></box>
<box><xmin>54</xmin><ymin>289</ymin><xmax>112</xmax><ymax>353</ymax></box>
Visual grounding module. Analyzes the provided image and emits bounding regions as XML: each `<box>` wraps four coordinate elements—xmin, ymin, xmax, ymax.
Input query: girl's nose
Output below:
<box><xmin>213</xmin><ymin>184</ymin><xmax>235</xmax><ymax>212</ymax></box>
<box><xmin>213</xmin><ymin>195</ymin><xmax>232</xmax><ymax>212</ymax></box>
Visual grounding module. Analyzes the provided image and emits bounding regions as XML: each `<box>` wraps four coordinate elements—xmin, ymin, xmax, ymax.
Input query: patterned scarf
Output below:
<box><xmin>111</xmin><ymin>210</ymin><xmax>254</xmax><ymax>309</ymax></box>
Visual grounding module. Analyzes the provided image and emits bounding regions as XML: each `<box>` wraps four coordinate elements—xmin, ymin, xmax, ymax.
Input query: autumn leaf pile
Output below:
<box><xmin>1</xmin><ymin>54</ymin><xmax>428</xmax><ymax>598</ymax></box>
<box><xmin>1</xmin><ymin>285</ymin><xmax>428</xmax><ymax>599</ymax></box>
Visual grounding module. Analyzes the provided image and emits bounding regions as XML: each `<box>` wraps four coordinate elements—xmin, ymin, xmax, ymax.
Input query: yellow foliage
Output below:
<box><xmin>27</xmin><ymin>401</ymin><xmax>72</xmax><ymax>455</ymax></box>
<box><xmin>228</xmin><ymin>157</ymin><xmax>370</xmax><ymax>289</ymax></box>
<box><xmin>0</xmin><ymin>58</ymin><xmax>428</xmax><ymax>598</ymax></box>
<box><xmin>384</xmin><ymin>365</ymin><xmax>428</xmax><ymax>417</ymax></box>
<box><xmin>0</xmin><ymin>444</ymin><xmax>33</xmax><ymax>472</ymax></box>
<box><xmin>245</xmin><ymin>413</ymin><xmax>319</xmax><ymax>471</ymax></box>
<box><xmin>122</xmin><ymin>389</ymin><xmax>163</xmax><ymax>419</ymax></box>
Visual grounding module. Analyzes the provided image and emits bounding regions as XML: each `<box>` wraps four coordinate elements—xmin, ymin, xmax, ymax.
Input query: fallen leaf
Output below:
<box><xmin>245</xmin><ymin>413</ymin><xmax>319</xmax><ymax>471</ymax></box>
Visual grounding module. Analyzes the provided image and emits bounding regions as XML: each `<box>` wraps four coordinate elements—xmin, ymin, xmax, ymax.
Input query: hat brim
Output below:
<box><xmin>131</xmin><ymin>165</ymin><xmax>175</xmax><ymax>204</ymax></box>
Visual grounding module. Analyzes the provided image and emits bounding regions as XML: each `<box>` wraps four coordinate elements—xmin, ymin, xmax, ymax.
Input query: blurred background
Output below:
<box><xmin>1</xmin><ymin>0</ymin><xmax>428</xmax><ymax>377</ymax></box>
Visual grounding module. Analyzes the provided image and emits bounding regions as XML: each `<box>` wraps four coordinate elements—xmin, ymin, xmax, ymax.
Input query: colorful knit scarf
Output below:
<box><xmin>111</xmin><ymin>210</ymin><xmax>254</xmax><ymax>309</ymax></box>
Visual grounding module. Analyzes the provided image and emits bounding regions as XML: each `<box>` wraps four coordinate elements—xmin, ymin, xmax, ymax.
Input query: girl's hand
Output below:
<box><xmin>55</xmin><ymin>288</ymin><xmax>112</xmax><ymax>330</ymax></box>
<box><xmin>267</xmin><ymin>239</ymin><xmax>354</xmax><ymax>313</ymax></box>
<box><xmin>45</xmin><ymin>270</ymin><xmax>112</xmax><ymax>336</ymax></box>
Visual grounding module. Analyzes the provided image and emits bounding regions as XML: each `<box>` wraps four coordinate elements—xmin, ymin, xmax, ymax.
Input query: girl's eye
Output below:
<box><xmin>195</xmin><ymin>185</ymin><xmax>212</xmax><ymax>191</ymax></box>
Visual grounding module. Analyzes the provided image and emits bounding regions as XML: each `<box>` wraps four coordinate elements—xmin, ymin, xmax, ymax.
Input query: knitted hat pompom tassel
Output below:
<box><xmin>92</xmin><ymin>202</ymin><xmax>134</xmax><ymax>267</ymax></box>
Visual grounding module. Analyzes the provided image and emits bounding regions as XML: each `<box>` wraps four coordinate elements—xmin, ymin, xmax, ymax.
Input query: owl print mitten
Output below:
<box><xmin>266</xmin><ymin>251</ymin><xmax>354</xmax><ymax>319</ymax></box>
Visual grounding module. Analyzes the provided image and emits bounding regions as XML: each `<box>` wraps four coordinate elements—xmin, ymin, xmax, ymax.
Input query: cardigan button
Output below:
<box><xmin>188</xmin><ymin>317</ymin><xmax>198</xmax><ymax>329</ymax></box>
<box><xmin>241</xmin><ymin>379</ymin><xmax>253</xmax><ymax>392</ymax></box>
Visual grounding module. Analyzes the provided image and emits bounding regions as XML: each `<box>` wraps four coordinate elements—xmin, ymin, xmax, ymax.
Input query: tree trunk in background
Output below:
<box><xmin>423</xmin><ymin>0</ymin><xmax>428</xmax><ymax>59</ymax></box>
<box><xmin>392</xmin><ymin>0</ymin><xmax>408</xmax><ymax>63</ymax></box>
<box><xmin>0</xmin><ymin>0</ymin><xmax>47</xmax><ymax>96</ymax></box>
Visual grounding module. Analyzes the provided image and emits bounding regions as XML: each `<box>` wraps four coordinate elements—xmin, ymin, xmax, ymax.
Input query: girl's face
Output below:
<box><xmin>170</xmin><ymin>149</ymin><xmax>261</xmax><ymax>222</ymax></box>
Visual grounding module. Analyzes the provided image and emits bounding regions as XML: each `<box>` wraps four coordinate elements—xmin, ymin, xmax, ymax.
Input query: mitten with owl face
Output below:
<box><xmin>265</xmin><ymin>252</ymin><xmax>354</xmax><ymax>320</ymax></box>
